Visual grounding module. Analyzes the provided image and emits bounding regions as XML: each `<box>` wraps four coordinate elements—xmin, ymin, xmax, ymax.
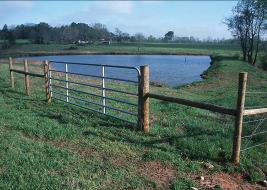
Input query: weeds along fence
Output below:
<box><xmin>2</xmin><ymin>57</ymin><xmax>267</xmax><ymax>164</ymax></box>
<box><xmin>5</xmin><ymin>58</ymin><xmax>45</xmax><ymax>95</ymax></box>
<box><xmin>240</xmin><ymin>87</ymin><xmax>267</xmax><ymax>164</ymax></box>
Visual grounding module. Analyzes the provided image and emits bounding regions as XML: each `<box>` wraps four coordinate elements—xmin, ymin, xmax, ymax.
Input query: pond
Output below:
<box><xmin>24</xmin><ymin>55</ymin><xmax>211</xmax><ymax>87</ymax></box>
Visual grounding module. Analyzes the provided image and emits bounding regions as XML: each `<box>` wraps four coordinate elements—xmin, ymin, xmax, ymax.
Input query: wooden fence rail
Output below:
<box><xmin>148</xmin><ymin>93</ymin><xmax>237</xmax><ymax>116</ymax></box>
<box><xmin>244</xmin><ymin>108</ymin><xmax>267</xmax><ymax>116</ymax></box>
<box><xmin>8</xmin><ymin>57</ymin><xmax>46</xmax><ymax>98</ymax></box>
<box><xmin>9</xmin><ymin>69</ymin><xmax>45</xmax><ymax>78</ymax></box>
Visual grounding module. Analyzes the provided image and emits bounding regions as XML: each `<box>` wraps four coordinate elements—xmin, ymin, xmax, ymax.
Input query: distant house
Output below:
<box><xmin>73</xmin><ymin>40</ymin><xmax>90</xmax><ymax>45</ymax></box>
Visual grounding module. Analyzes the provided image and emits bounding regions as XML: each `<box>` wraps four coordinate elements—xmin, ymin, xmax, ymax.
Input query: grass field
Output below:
<box><xmin>0</xmin><ymin>55</ymin><xmax>266</xmax><ymax>189</ymax></box>
<box><xmin>0</xmin><ymin>41</ymin><xmax>242</xmax><ymax>59</ymax></box>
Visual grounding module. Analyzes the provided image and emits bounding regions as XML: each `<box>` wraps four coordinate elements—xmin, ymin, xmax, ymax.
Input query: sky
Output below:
<box><xmin>0</xmin><ymin>1</ymin><xmax>238</xmax><ymax>39</ymax></box>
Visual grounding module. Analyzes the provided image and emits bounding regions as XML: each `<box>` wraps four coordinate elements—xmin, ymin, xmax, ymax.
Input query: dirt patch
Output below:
<box><xmin>52</xmin><ymin>140</ymin><xmax>100</xmax><ymax>158</ymax></box>
<box><xmin>111</xmin><ymin>156</ymin><xmax>132</xmax><ymax>169</ymax></box>
<box><xmin>19</xmin><ymin>132</ymin><xmax>100</xmax><ymax>159</ymax></box>
<box><xmin>138</xmin><ymin>161</ymin><xmax>176</xmax><ymax>189</ymax></box>
<box><xmin>192</xmin><ymin>172</ymin><xmax>265</xmax><ymax>190</ymax></box>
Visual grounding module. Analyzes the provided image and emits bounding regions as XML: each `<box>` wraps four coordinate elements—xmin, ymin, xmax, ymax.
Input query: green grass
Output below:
<box><xmin>0</xmin><ymin>42</ymin><xmax>241</xmax><ymax>58</ymax></box>
<box><xmin>0</xmin><ymin>39</ymin><xmax>31</xmax><ymax>45</ymax></box>
<box><xmin>0</xmin><ymin>56</ymin><xmax>266</xmax><ymax>189</ymax></box>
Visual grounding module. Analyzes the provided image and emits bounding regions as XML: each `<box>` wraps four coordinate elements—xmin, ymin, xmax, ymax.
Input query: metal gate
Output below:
<box><xmin>48</xmin><ymin>61</ymin><xmax>141</xmax><ymax>126</ymax></box>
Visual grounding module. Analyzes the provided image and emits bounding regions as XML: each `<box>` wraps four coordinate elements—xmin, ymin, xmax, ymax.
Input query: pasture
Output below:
<box><xmin>0</xmin><ymin>41</ymin><xmax>241</xmax><ymax>58</ymax></box>
<box><xmin>0</xmin><ymin>56</ymin><xmax>266</xmax><ymax>189</ymax></box>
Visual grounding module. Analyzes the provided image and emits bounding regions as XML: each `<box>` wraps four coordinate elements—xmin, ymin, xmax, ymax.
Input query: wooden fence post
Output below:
<box><xmin>138</xmin><ymin>65</ymin><xmax>149</xmax><ymax>132</ymax></box>
<box><xmin>9</xmin><ymin>57</ymin><xmax>14</xmax><ymax>88</ymax></box>
<box><xmin>232</xmin><ymin>72</ymin><xmax>247</xmax><ymax>164</ymax></box>
<box><xmin>44</xmin><ymin>60</ymin><xmax>51</xmax><ymax>103</ymax></box>
<box><xmin>24</xmin><ymin>59</ymin><xmax>30</xmax><ymax>95</ymax></box>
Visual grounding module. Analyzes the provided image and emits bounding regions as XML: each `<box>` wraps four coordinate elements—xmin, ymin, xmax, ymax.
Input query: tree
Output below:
<box><xmin>7</xmin><ymin>31</ymin><xmax>16</xmax><ymax>45</ymax></box>
<box><xmin>34</xmin><ymin>22</ymin><xmax>51</xmax><ymax>44</ymax></box>
<box><xmin>225</xmin><ymin>0</ymin><xmax>266</xmax><ymax>65</ymax></box>
<box><xmin>147</xmin><ymin>35</ymin><xmax>157</xmax><ymax>42</ymax></box>
<box><xmin>1</xmin><ymin>24</ymin><xmax>16</xmax><ymax>49</ymax></box>
<box><xmin>2</xmin><ymin>24</ymin><xmax>8</xmax><ymax>38</ymax></box>
<box><xmin>164</xmin><ymin>31</ymin><xmax>174</xmax><ymax>41</ymax></box>
<box><xmin>115</xmin><ymin>28</ymin><xmax>123</xmax><ymax>42</ymax></box>
<box><xmin>92</xmin><ymin>23</ymin><xmax>109</xmax><ymax>40</ymax></box>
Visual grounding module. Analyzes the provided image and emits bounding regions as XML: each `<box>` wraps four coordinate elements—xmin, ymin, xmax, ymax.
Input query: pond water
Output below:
<box><xmin>24</xmin><ymin>55</ymin><xmax>211</xmax><ymax>87</ymax></box>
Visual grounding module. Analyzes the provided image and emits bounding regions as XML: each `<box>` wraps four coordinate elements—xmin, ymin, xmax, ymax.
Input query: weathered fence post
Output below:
<box><xmin>24</xmin><ymin>59</ymin><xmax>30</xmax><ymax>95</ymax></box>
<box><xmin>44</xmin><ymin>60</ymin><xmax>51</xmax><ymax>103</ymax></box>
<box><xmin>232</xmin><ymin>72</ymin><xmax>247</xmax><ymax>164</ymax></box>
<box><xmin>9</xmin><ymin>57</ymin><xmax>14</xmax><ymax>88</ymax></box>
<box><xmin>138</xmin><ymin>65</ymin><xmax>149</xmax><ymax>132</ymax></box>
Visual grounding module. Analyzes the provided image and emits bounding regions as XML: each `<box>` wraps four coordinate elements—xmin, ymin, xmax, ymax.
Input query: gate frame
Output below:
<box><xmin>45</xmin><ymin>60</ymin><xmax>149</xmax><ymax>131</ymax></box>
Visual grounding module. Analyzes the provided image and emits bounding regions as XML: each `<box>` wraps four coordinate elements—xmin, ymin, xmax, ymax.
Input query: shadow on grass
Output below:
<box><xmin>0</xmin><ymin>81</ymin><xmax>230</xmax><ymax>163</ymax></box>
<box><xmin>82</xmin><ymin>122</ymin><xmax>229</xmax><ymax>163</ymax></box>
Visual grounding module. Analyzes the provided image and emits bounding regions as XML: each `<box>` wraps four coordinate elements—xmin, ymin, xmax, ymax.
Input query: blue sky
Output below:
<box><xmin>0</xmin><ymin>1</ymin><xmax>237</xmax><ymax>39</ymax></box>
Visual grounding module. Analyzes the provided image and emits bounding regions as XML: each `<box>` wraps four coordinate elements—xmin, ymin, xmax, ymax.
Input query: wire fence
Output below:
<box><xmin>241</xmin><ymin>88</ymin><xmax>267</xmax><ymax>153</ymax></box>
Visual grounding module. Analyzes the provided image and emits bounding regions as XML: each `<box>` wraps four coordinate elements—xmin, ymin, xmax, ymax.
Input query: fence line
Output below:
<box><xmin>4</xmin><ymin>57</ymin><xmax>267</xmax><ymax>164</ymax></box>
<box><xmin>0</xmin><ymin>58</ymin><xmax>43</xmax><ymax>65</ymax></box>
<box><xmin>8</xmin><ymin>58</ymin><xmax>45</xmax><ymax>96</ymax></box>
<box><xmin>139</xmin><ymin>71</ymin><xmax>267</xmax><ymax>164</ymax></box>
<box><xmin>236</xmin><ymin>84</ymin><xmax>267</xmax><ymax>158</ymax></box>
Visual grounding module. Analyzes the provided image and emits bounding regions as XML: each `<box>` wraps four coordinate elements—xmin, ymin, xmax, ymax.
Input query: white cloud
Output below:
<box><xmin>108</xmin><ymin>1</ymin><xmax>133</xmax><ymax>14</ymax></box>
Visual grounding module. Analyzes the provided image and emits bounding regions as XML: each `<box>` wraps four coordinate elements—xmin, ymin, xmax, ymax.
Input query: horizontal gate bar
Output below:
<box><xmin>49</xmin><ymin>70</ymin><xmax>138</xmax><ymax>84</ymax></box>
<box><xmin>52</xmin><ymin>90</ymin><xmax>102</xmax><ymax>107</ymax></box>
<box><xmin>49</xmin><ymin>61</ymin><xmax>141</xmax><ymax>73</ymax></box>
<box><xmin>148</xmin><ymin>93</ymin><xmax>237</xmax><ymax>116</ymax></box>
<box><xmin>52</xmin><ymin>90</ymin><xmax>138</xmax><ymax>116</ymax></box>
<box><xmin>51</xmin><ymin>84</ymin><xmax>138</xmax><ymax>107</ymax></box>
<box><xmin>52</xmin><ymin>96</ymin><xmax>137</xmax><ymax>125</ymax></box>
<box><xmin>49</xmin><ymin>77</ymin><xmax>138</xmax><ymax>96</ymax></box>
<box><xmin>10</xmin><ymin>69</ymin><xmax>45</xmax><ymax>78</ymax></box>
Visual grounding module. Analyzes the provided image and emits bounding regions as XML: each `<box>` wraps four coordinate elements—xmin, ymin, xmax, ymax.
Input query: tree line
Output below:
<box><xmin>0</xmin><ymin>22</ymin><xmax>240</xmax><ymax>49</ymax></box>
<box><xmin>0</xmin><ymin>22</ymin><xmax>111</xmax><ymax>46</ymax></box>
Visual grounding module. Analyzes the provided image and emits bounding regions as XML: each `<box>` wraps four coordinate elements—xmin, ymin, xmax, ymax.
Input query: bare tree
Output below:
<box><xmin>225</xmin><ymin>0</ymin><xmax>265</xmax><ymax>65</ymax></box>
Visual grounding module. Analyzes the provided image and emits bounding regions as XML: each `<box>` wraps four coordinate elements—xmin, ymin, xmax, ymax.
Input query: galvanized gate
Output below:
<box><xmin>48</xmin><ymin>61</ymin><xmax>142</xmax><ymax>126</ymax></box>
